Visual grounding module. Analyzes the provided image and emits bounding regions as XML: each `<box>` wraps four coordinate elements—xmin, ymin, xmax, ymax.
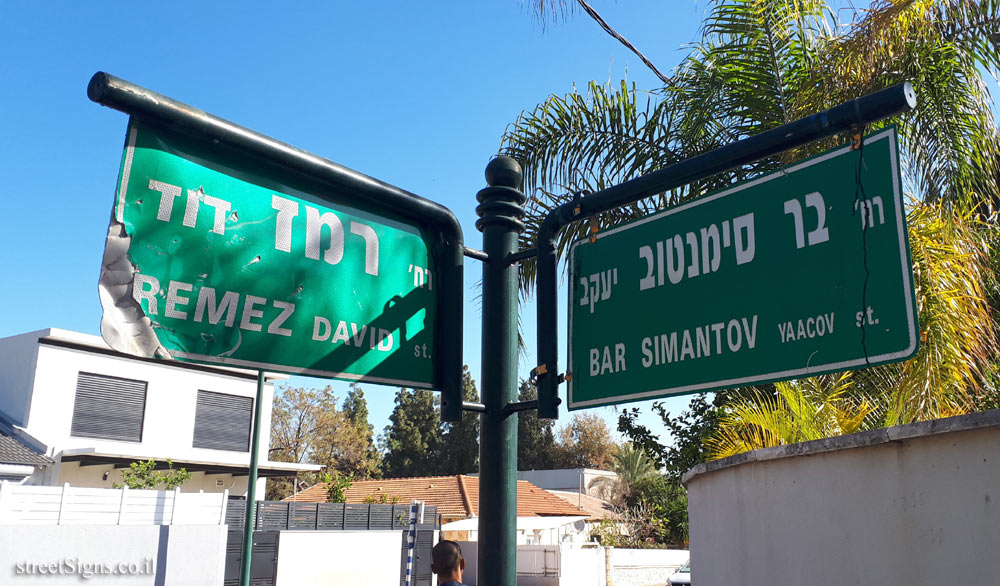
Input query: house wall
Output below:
<box><xmin>0</xmin><ymin>329</ymin><xmax>281</xmax><ymax>497</ymax></box>
<box><xmin>0</xmin><ymin>524</ymin><xmax>227</xmax><ymax>585</ymax></box>
<box><xmin>29</xmin><ymin>336</ymin><xmax>273</xmax><ymax>468</ymax></box>
<box><xmin>0</xmin><ymin>330</ymin><xmax>44</xmax><ymax>426</ymax></box>
<box><xmin>275</xmin><ymin>531</ymin><xmax>425</xmax><ymax>586</ymax></box>
<box><xmin>55</xmin><ymin>462</ymin><xmax>253</xmax><ymax>495</ymax></box>
<box><xmin>684</xmin><ymin>411</ymin><xmax>1000</xmax><ymax>586</ymax></box>
<box><xmin>514</xmin><ymin>469</ymin><xmax>617</xmax><ymax>496</ymax></box>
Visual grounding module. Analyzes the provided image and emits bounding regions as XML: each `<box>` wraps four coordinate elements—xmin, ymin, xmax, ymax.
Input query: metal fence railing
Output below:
<box><xmin>225</xmin><ymin>498</ymin><xmax>439</xmax><ymax>532</ymax></box>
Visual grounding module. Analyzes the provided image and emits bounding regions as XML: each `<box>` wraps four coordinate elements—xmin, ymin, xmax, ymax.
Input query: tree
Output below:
<box><xmin>439</xmin><ymin>366</ymin><xmax>481</xmax><ymax>475</ymax></box>
<box><xmin>587</xmin><ymin>443</ymin><xmax>658</xmax><ymax>504</ymax></box>
<box><xmin>618</xmin><ymin>393</ymin><xmax>727</xmax><ymax>481</ymax></box>
<box><xmin>626</xmin><ymin>475</ymin><xmax>689</xmax><ymax>547</ymax></box>
<box><xmin>554</xmin><ymin>413</ymin><xmax>618</xmax><ymax>469</ymax></box>
<box><xmin>113</xmin><ymin>459</ymin><xmax>191</xmax><ymax>490</ymax></box>
<box><xmin>381</xmin><ymin>388</ymin><xmax>443</xmax><ymax>478</ymax></box>
<box><xmin>342</xmin><ymin>384</ymin><xmax>380</xmax><ymax>477</ymax></box>
<box><xmin>268</xmin><ymin>385</ymin><xmax>378</xmax><ymax>500</ymax></box>
<box><xmin>324</xmin><ymin>471</ymin><xmax>353</xmax><ymax>503</ymax></box>
<box><xmin>504</xmin><ymin>0</ymin><xmax>1000</xmax><ymax>457</ymax></box>
<box><xmin>517</xmin><ymin>380</ymin><xmax>560</xmax><ymax>470</ymax></box>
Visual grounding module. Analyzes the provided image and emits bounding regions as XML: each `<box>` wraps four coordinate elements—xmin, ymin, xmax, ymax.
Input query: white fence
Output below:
<box><xmin>0</xmin><ymin>481</ymin><xmax>228</xmax><ymax>525</ymax></box>
<box><xmin>459</xmin><ymin>542</ymin><xmax>688</xmax><ymax>586</ymax></box>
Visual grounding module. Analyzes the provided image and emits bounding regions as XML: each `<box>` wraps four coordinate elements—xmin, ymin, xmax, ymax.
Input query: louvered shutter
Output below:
<box><xmin>70</xmin><ymin>372</ymin><xmax>147</xmax><ymax>442</ymax></box>
<box><xmin>193</xmin><ymin>390</ymin><xmax>252</xmax><ymax>451</ymax></box>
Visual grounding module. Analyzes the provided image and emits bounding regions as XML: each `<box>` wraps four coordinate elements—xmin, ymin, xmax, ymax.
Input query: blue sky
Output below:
<box><xmin>9</xmin><ymin>2</ymin><xmax>982</xmax><ymax>454</ymax></box>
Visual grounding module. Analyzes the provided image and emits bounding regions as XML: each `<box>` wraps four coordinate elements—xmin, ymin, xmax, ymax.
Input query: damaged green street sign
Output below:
<box><xmin>568</xmin><ymin>127</ymin><xmax>918</xmax><ymax>409</ymax></box>
<box><xmin>99</xmin><ymin>118</ymin><xmax>437</xmax><ymax>387</ymax></box>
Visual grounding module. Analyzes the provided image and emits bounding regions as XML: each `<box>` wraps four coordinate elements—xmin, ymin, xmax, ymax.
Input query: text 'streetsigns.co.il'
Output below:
<box><xmin>567</xmin><ymin>127</ymin><xmax>918</xmax><ymax>409</ymax></box>
<box><xmin>98</xmin><ymin>119</ymin><xmax>437</xmax><ymax>387</ymax></box>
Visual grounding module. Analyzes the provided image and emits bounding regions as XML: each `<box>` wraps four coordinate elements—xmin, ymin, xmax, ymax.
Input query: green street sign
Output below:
<box><xmin>567</xmin><ymin>127</ymin><xmax>918</xmax><ymax>409</ymax></box>
<box><xmin>99</xmin><ymin>118</ymin><xmax>437</xmax><ymax>387</ymax></box>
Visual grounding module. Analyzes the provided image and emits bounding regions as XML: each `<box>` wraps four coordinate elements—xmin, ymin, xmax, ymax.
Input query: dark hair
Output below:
<box><xmin>432</xmin><ymin>540</ymin><xmax>463</xmax><ymax>573</ymax></box>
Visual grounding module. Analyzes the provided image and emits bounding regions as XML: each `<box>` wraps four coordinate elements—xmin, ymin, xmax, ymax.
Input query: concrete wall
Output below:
<box><xmin>459</xmin><ymin>542</ymin><xmax>683</xmax><ymax>586</ymax></box>
<box><xmin>275</xmin><ymin>530</ymin><xmax>424</xmax><ymax>586</ymax></box>
<box><xmin>684</xmin><ymin>410</ymin><xmax>1000</xmax><ymax>586</ymax></box>
<box><xmin>0</xmin><ymin>524</ymin><xmax>227</xmax><ymax>585</ymax></box>
<box><xmin>608</xmin><ymin>548</ymin><xmax>687</xmax><ymax>586</ymax></box>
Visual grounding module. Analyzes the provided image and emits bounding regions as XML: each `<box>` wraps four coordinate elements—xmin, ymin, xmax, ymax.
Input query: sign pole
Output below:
<box><xmin>476</xmin><ymin>157</ymin><xmax>525</xmax><ymax>586</ymax></box>
<box><xmin>239</xmin><ymin>371</ymin><xmax>266</xmax><ymax>586</ymax></box>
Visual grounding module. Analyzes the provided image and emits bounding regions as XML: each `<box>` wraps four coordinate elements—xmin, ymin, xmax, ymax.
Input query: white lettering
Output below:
<box><xmin>268</xmin><ymin>301</ymin><xmax>295</xmax><ymax>337</ymax></box>
<box><xmin>240</xmin><ymin>295</ymin><xmax>266</xmax><ymax>332</ymax></box>
<box><xmin>194</xmin><ymin>287</ymin><xmax>238</xmax><ymax>327</ymax></box>
<box><xmin>149</xmin><ymin>180</ymin><xmax>182</xmax><ymax>223</ymax></box>
<box><xmin>312</xmin><ymin>316</ymin><xmax>331</xmax><ymax>341</ymax></box>
<box><xmin>165</xmin><ymin>281</ymin><xmax>193</xmax><ymax>319</ymax></box>
<box><xmin>132</xmin><ymin>273</ymin><xmax>161</xmax><ymax>315</ymax></box>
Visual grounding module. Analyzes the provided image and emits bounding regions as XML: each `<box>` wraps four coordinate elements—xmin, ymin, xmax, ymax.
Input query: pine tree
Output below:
<box><xmin>341</xmin><ymin>383</ymin><xmax>380</xmax><ymax>478</ymax></box>
<box><xmin>516</xmin><ymin>380</ymin><xmax>559</xmax><ymax>470</ymax></box>
<box><xmin>381</xmin><ymin>388</ymin><xmax>443</xmax><ymax>478</ymax></box>
<box><xmin>439</xmin><ymin>366</ymin><xmax>480</xmax><ymax>475</ymax></box>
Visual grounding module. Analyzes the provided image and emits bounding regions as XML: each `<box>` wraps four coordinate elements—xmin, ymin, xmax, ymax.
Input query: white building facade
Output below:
<box><xmin>0</xmin><ymin>328</ymin><xmax>318</xmax><ymax>496</ymax></box>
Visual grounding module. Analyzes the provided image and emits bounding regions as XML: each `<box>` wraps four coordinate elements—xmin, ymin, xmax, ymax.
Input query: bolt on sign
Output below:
<box><xmin>98</xmin><ymin>118</ymin><xmax>436</xmax><ymax>387</ymax></box>
<box><xmin>567</xmin><ymin>127</ymin><xmax>918</xmax><ymax>409</ymax></box>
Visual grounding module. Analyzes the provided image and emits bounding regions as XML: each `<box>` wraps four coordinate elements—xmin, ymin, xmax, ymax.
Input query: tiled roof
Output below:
<box><xmin>545</xmin><ymin>489</ymin><xmax>617</xmax><ymax>521</ymax></box>
<box><xmin>285</xmin><ymin>475</ymin><xmax>587</xmax><ymax>518</ymax></box>
<box><xmin>0</xmin><ymin>431</ymin><xmax>52</xmax><ymax>466</ymax></box>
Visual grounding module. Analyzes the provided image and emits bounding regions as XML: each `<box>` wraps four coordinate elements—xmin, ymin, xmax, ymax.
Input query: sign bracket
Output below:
<box><xmin>531</xmin><ymin>82</ymin><xmax>917</xmax><ymax>419</ymax></box>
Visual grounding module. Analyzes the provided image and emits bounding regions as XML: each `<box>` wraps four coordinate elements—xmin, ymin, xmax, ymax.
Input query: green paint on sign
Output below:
<box><xmin>567</xmin><ymin>127</ymin><xmax>918</xmax><ymax>409</ymax></box>
<box><xmin>98</xmin><ymin>118</ymin><xmax>436</xmax><ymax>387</ymax></box>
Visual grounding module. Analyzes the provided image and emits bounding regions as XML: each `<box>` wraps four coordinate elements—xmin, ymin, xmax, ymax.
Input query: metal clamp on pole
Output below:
<box><xmin>462</xmin><ymin>401</ymin><xmax>487</xmax><ymax>413</ymax></box>
<box><xmin>506</xmin><ymin>248</ymin><xmax>538</xmax><ymax>265</ymax></box>
<box><xmin>503</xmin><ymin>399</ymin><xmax>539</xmax><ymax>415</ymax></box>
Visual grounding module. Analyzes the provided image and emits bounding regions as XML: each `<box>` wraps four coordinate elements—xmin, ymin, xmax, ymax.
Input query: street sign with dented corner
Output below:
<box><xmin>567</xmin><ymin>127</ymin><xmax>919</xmax><ymax>409</ymax></box>
<box><xmin>98</xmin><ymin>117</ymin><xmax>438</xmax><ymax>387</ymax></box>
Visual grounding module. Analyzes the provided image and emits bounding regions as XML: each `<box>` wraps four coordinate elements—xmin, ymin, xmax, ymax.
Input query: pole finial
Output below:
<box><xmin>485</xmin><ymin>156</ymin><xmax>523</xmax><ymax>189</ymax></box>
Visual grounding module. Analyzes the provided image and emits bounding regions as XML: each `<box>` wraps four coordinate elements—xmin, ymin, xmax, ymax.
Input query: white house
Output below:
<box><xmin>0</xmin><ymin>328</ymin><xmax>320</xmax><ymax>497</ymax></box>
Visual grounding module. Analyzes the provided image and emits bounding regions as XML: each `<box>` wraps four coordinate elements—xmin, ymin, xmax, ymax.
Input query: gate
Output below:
<box><xmin>224</xmin><ymin>498</ymin><xmax>439</xmax><ymax>586</ymax></box>
<box><xmin>224</xmin><ymin>530</ymin><xmax>278</xmax><ymax>586</ymax></box>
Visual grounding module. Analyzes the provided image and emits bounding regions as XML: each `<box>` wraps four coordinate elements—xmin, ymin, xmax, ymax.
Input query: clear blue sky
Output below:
<box><xmin>1</xmin><ymin>1</ymin><xmax>877</xmax><ymax>451</ymax></box>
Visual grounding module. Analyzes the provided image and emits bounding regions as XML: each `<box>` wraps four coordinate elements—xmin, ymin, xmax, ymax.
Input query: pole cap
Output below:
<box><xmin>485</xmin><ymin>156</ymin><xmax>523</xmax><ymax>189</ymax></box>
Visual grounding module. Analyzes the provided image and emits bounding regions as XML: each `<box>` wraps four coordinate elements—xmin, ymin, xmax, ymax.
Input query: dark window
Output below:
<box><xmin>192</xmin><ymin>391</ymin><xmax>252</xmax><ymax>452</ymax></box>
<box><xmin>70</xmin><ymin>372</ymin><xmax>147</xmax><ymax>442</ymax></box>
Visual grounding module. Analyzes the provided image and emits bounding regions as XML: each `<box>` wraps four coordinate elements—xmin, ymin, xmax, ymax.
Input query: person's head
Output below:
<box><xmin>431</xmin><ymin>540</ymin><xmax>465</xmax><ymax>582</ymax></box>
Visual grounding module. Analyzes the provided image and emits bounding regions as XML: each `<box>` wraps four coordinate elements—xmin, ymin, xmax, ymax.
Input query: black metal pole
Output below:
<box><xmin>87</xmin><ymin>71</ymin><xmax>466</xmax><ymax>422</ymax></box>
<box><xmin>476</xmin><ymin>157</ymin><xmax>525</xmax><ymax>586</ymax></box>
<box><xmin>535</xmin><ymin>82</ymin><xmax>917</xmax><ymax>417</ymax></box>
<box><xmin>239</xmin><ymin>371</ymin><xmax>266</xmax><ymax>586</ymax></box>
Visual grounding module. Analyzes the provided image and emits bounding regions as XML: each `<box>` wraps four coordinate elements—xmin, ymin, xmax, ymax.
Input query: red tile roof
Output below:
<box><xmin>285</xmin><ymin>475</ymin><xmax>586</xmax><ymax>519</ymax></box>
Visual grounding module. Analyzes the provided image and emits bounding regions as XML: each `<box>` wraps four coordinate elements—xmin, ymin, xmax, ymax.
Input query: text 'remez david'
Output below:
<box><xmin>98</xmin><ymin>119</ymin><xmax>436</xmax><ymax>387</ymax></box>
<box><xmin>567</xmin><ymin>128</ymin><xmax>918</xmax><ymax>409</ymax></box>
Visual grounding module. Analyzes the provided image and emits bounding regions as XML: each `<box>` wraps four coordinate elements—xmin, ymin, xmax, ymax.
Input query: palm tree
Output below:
<box><xmin>588</xmin><ymin>443</ymin><xmax>658</xmax><ymax>503</ymax></box>
<box><xmin>503</xmin><ymin>0</ymin><xmax>1000</xmax><ymax>447</ymax></box>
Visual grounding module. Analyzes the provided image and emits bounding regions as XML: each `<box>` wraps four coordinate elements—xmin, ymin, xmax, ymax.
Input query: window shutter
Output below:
<box><xmin>193</xmin><ymin>391</ymin><xmax>253</xmax><ymax>451</ymax></box>
<box><xmin>70</xmin><ymin>372</ymin><xmax>147</xmax><ymax>442</ymax></box>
